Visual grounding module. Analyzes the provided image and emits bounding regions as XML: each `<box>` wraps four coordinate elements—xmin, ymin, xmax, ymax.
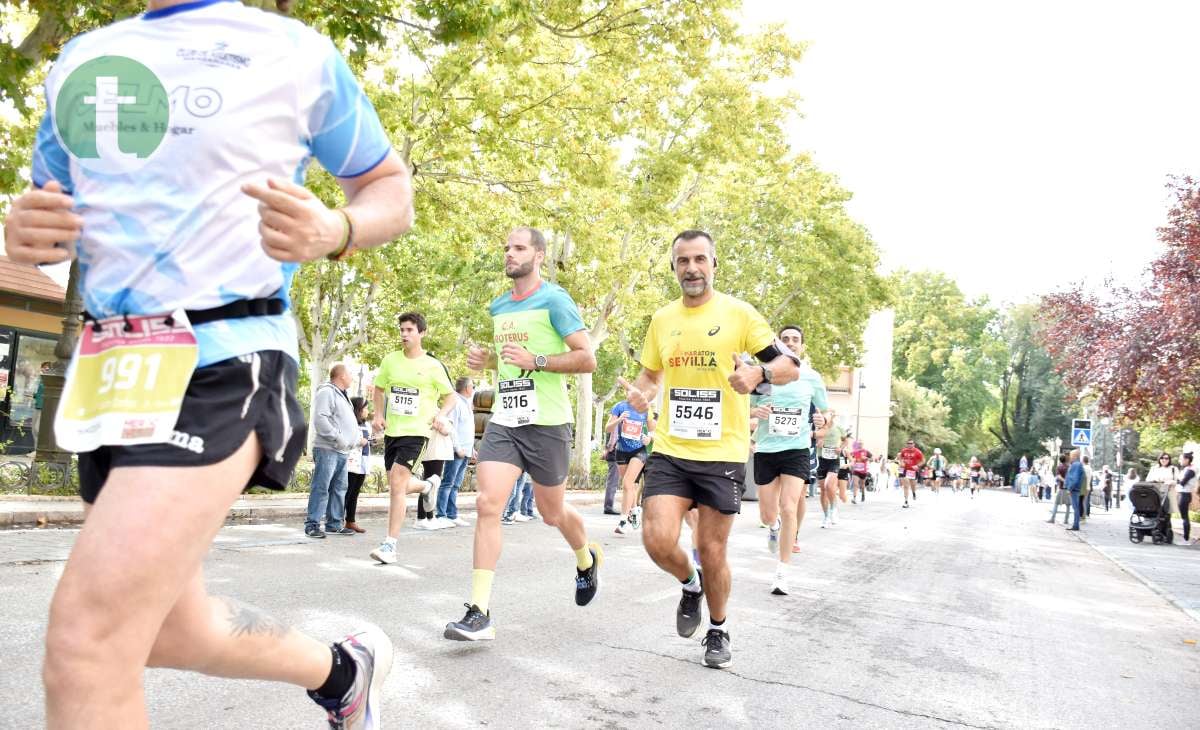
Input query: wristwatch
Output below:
<box><xmin>759</xmin><ymin>364</ymin><xmax>773</xmax><ymax>384</ymax></box>
<box><xmin>534</xmin><ymin>354</ymin><xmax>549</xmax><ymax>371</ymax></box>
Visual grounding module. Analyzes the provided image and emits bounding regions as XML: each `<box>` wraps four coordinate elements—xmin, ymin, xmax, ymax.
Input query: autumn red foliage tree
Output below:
<box><xmin>1039</xmin><ymin>177</ymin><xmax>1200</xmax><ymax>434</ymax></box>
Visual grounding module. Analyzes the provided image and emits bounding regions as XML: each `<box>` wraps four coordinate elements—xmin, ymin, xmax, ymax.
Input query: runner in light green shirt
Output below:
<box><xmin>369</xmin><ymin>311</ymin><xmax>457</xmax><ymax>566</ymax></box>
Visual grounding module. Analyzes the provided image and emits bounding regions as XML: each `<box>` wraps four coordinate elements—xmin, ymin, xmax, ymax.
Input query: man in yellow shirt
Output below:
<box><xmin>620</xmin><ymin>230</ymin><xmax>801</xmax><ymax>668</ymax></box>
<box><xmin>368</xmin><ymin>311</ymin><xmax>456</xmax><ymax>565</ymax></box>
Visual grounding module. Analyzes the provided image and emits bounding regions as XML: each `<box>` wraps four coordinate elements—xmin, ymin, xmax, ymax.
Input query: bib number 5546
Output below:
<box><xmin>674</xmin><ymin>404</ymin><xmax>714</xmax><ymax>421</ymax></box>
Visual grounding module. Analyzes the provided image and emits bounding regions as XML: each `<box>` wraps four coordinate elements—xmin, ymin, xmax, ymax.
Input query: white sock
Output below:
<box><xmin>681</xmin><ymin>570</ymin><xmax>702</xmax><ymax>594</ymax></box>
<box><xmin>384</xmin><ymin>536</ymin><xmax>397</xmax><ymax>547</ymax></box>
<box><xmin>709</xmin><ymin>618</ymin><xmax>727</xmax><ymax>634</ymax></box>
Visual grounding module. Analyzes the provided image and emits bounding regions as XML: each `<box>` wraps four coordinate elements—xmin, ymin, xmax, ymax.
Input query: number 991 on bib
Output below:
<box><xmin>55</xmin><ymin>311</ymin><xmax>199</xmax><ymax>452</ymax></box>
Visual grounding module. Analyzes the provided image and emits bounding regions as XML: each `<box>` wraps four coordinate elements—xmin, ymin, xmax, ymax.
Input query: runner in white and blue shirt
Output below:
<box><xmin>32</xmin><ymin>0</ymin><xmax>394</xmax><ymax>368</ymax></box>
<box><xmin>749</xmin><ymin>324</ymin><xmax>828</xmax><ymax>595</ymax></box>
<box><xmin>6</xmin><ymin>2</ymin><xmax>413</xmax><ymax>726</ymax></box>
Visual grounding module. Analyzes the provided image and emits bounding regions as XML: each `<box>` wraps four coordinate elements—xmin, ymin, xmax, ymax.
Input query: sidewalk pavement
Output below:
<box><xmin>1067</xmin><ymin>500</ymin><xmax>1200</xmax><ymax>622</ymax></box>
<box><xmin>0</xmin><ymin>490</ymin><xmax>603</xmax><ymax>529</ymax></box>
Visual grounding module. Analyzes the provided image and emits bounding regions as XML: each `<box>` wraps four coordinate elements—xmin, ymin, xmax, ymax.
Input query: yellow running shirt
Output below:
<box><xmin>374</xmin><ymin>351</ymin><xmax>453</xmax><ymax>437</ymax></box>
<box><xmin>640</xmin><ymin>291</ymin><xmax>776</xmax><ymax>463</ymax></box>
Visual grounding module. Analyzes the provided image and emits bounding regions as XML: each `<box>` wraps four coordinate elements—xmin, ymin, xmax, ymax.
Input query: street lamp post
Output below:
<box><xmin>855</xmin><ymin>374</ymin><xmax>865</xmax><ymax>443</ymax></box>
<box><xmin>34</xmin><ymin>260</ymin><xmax>83</xmax><ymax>467</ymax></box>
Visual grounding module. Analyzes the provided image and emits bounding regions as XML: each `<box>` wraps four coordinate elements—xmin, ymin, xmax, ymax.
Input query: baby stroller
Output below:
<box><xmin>1128</xmin><ymin>482</ymin><xmax>1173</xmax><ymax>544</ymax></box>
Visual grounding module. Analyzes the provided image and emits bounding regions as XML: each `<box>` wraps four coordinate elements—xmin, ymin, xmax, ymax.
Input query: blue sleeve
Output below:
<box><xmin>810</xmin><ymin>373</ymin><xmax>829</xmax><ymax>410</ymax></box>
<box><xmin>31</xmin><ymin>108</ymin><xmax>73</xmax><ymax>192</ymax></box>
<box><xmin>307</xmin><ymin>44</ymin><xmax>392</xmax><ymax>178</ymax></box>
<box><xmin>610</xmin><ymin>402</ymin><xmax>624</xmax><ymax>417</ymax></box>
<box><xmin>549</xmin><ymin>289</ymin><xmax>587</xmax><ymax>339</ymax></box>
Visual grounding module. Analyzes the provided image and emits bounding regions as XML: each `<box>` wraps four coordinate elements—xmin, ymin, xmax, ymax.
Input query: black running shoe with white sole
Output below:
<box><xmin>308</xmin><ymin>625</ymin><xmax>394</xmax><ymax>729</ymax></box>
<box><xmin>575</xmin><ymin>542</ymin><xmax>603</xmax><ymax>606</ymax></box>
<box><xmin>701</xmin><ymin>627</ymin><xmax>732</xmax><ymax>669</ymax></box>
<box><xmin>676</xmin><ymin>571</ymin><xmax>704</xmax><ymax>638</ymax></box>
<box><xmin>443</xmin><ymin>603</ymin><xmax>495</xmax><ymax>641</ymax></box>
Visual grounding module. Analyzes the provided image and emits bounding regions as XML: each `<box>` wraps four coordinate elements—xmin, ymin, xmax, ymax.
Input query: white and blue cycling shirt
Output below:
<box><xmin>31</xmin><ymin>0</ymin><xmax>392</xmax><ymax>366</ymax></box>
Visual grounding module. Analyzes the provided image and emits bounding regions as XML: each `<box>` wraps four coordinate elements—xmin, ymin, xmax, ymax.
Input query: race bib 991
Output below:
<box><xmin>55</xmin><ymin>310</ymin><xmax>198</xmax><ymax>452</ymax></box>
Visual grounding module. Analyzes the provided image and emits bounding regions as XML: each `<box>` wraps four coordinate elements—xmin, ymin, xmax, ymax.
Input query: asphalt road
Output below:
<box><xmin>1</xmin><ymin>486</ymin><xmax>1197</xmax><ymax>729</ymax></box>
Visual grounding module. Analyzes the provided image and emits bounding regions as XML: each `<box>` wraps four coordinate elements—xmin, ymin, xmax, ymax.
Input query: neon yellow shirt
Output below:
<box><xmin>374</xmin><ymin>351</ymin><xmax>453</xmax><ymax>437</ymax></box>
<box><xmin>640</xmin><ymin>291</ymin><xmax>775</xmax><ymax>463</ymax></box>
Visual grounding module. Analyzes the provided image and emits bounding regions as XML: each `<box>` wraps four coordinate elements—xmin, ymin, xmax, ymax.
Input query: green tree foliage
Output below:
<box><xmin>890</xmin><ymin>269</ymin><xmax>1002</xmax><ymax>447</ymax></box>
<box><xmin>2</xmin><ymin>1</ymin><xmax>890</xmax><ymax>477</ymax></box>
<box><xmin>887</xmin><ymin>377</ymin><xmax>956</xmax><ymax>457</ymax></box>
<box><xmin>985</xmin><ymin>304</ymin><xmax>1071</xmax><ymax>477</ymax></box>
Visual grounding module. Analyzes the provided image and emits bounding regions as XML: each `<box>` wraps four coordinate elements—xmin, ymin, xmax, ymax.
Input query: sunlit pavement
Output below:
<box><xmin>1037</xmin><ymin>493</ymin><xmax>1200</xmax><ymax>621</ymax></box>
<box><xmin>2</xmin><ymin>486</ymin><xmax>1197</xmax><ymax>728</ymax></box>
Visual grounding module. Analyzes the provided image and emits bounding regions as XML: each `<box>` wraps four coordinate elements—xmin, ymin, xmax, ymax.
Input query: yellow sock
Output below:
<box><xmin>574</xmin><ymin>545</ymin><xmax>594</xmax><ymax>571</ymax></box>
<box><xmin>470</xmin><ymin>569</ymin><xmax>495</xmax><ymax>614</ymax></box>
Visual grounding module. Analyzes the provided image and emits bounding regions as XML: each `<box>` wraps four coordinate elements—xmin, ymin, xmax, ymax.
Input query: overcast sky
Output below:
<box><xmin>742</xmin><ymin>0</ymin><xmax>1200</xmax><ymax>306</ymax></box>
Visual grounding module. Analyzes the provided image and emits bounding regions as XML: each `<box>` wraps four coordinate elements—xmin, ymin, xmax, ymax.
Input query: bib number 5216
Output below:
<box><xmin>502</xmin><ymin>392</ymin><xmax>530</xmax><ymax>410</ymax></box>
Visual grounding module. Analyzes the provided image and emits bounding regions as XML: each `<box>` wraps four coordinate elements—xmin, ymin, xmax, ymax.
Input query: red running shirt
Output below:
<box><xmin>899</xmin><ymin>447</ymin><xmax>924</xmax><ymax>470</ymax></box>
<box><xmin>852</xmin><ymin>448</ymin><xmax>871</xmax><ymax>473</ymax></box>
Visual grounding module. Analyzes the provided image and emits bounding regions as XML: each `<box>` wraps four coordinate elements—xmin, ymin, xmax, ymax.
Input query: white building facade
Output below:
<box><xmin>822</xmin><ymin>309</ymin><xmax>894</xmax><ymax>458</ymax></box>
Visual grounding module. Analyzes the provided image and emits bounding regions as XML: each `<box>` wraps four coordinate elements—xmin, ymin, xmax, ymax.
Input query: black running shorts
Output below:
<box><xmin>476</xmin><ymin>422</ymin><xmax>572</xmax><ymax>486</ymax></box>
<box><xmin>613</xmin><ymin>447</ymin><xmax>649</xmax><ymax>466</ymax></box>
<box><xmin>78</xmin><ymin>351</ymin><xmax>306</xmax><ymax>504</ymax></box>
<box><xmin>836</xmin><ymin>467</ymin><xmax>850</xmax><ymax>482</ymax></box>
<box><xmin>384</xmin><ymin>435</ymin><xmax>427</xmax><ymax>473</ymax></box>
<box><xmin>642</xmin><ymin>452</ymin><xmax>744</xmax><ymax>515</ymax></box>
<box><xmin>816</xmin><ymin>457</ymin><xmax>840</xmax><ymax>479</ymax></box>
<box><xmin>753</xmin><ymin>448</ymin><xmax>810</xmax><ymax>486</ymax></box>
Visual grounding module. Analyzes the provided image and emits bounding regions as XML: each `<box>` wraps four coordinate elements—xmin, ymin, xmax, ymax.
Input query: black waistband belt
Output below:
<box><xmin>84</xmin><ymin>294</ymin><xmax>285</xmax><ymax>327</ymax></box>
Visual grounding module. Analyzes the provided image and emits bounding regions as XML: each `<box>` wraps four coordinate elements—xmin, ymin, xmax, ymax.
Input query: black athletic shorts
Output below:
<box><xmin>642</xmin><ymin>452</ymin><xmax>744</xmax><ymax>515</ymax></box>
<box><xmin>754</xmin><ymin>448</ymin><xmax>810</xmax><ymax>486</ymax></box>
<box><xmin>78</xmin><ymin>351</ymin><xmax>306</xmax><ymax>504</ymax></box>
<box><xmin>837</xmin><ymin>467</ymin><xmax>850</xmax><ymax>481</ymax></box>
<box><xmin>384</xmin><ymin>435</ymin><xmax>428</xmax><ymax>473</ymax></box>
<box><xmin>614</xmin><ymin>447</ymin><xmax>649</xmax><ymax>466</ymax></box>
<box><xmin>816</xmin><ymin>457</ymin><xmax>840</xmax><ymax>479</ymax></box>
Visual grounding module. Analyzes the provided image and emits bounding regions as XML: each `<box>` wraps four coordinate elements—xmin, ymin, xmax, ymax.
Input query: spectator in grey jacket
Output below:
<box><xmin>305</xmin><ymin>364</ymin><xmax>365</xmax><ymax>538</ymax></box>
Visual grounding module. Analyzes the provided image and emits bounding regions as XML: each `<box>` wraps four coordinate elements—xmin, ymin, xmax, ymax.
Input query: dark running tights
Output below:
<box><xmin>1180</xmin><ymin>493</ymin><xmax>1193</xmax><ymax>542</ymax></box>
<box><xmin>417</xmin><ymin>460</ymin><xmax>446</xmax><ymax>520</ymax></box>
<box><xmin>346</xmin><ymin>472</ymin><xmax>365</xmax><ymax>523</ymax></box>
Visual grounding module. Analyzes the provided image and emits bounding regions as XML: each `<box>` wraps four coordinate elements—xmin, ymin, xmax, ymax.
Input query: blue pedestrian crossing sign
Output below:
<box><xmin>1071</xmin><ymin>419</ymin><xmax>1092</xmax><ymax>447</ymax></box>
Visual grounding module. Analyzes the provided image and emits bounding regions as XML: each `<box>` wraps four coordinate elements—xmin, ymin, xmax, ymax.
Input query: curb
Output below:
<box><xmin>2</xmin><ymin>493</ymin><xmax>605</xmax><ymax>529</ymax></box>
<box><xmin>1072</xmin><ymin>528</ymin><xmax>1200</xmax><ymax>625</ymax></box>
